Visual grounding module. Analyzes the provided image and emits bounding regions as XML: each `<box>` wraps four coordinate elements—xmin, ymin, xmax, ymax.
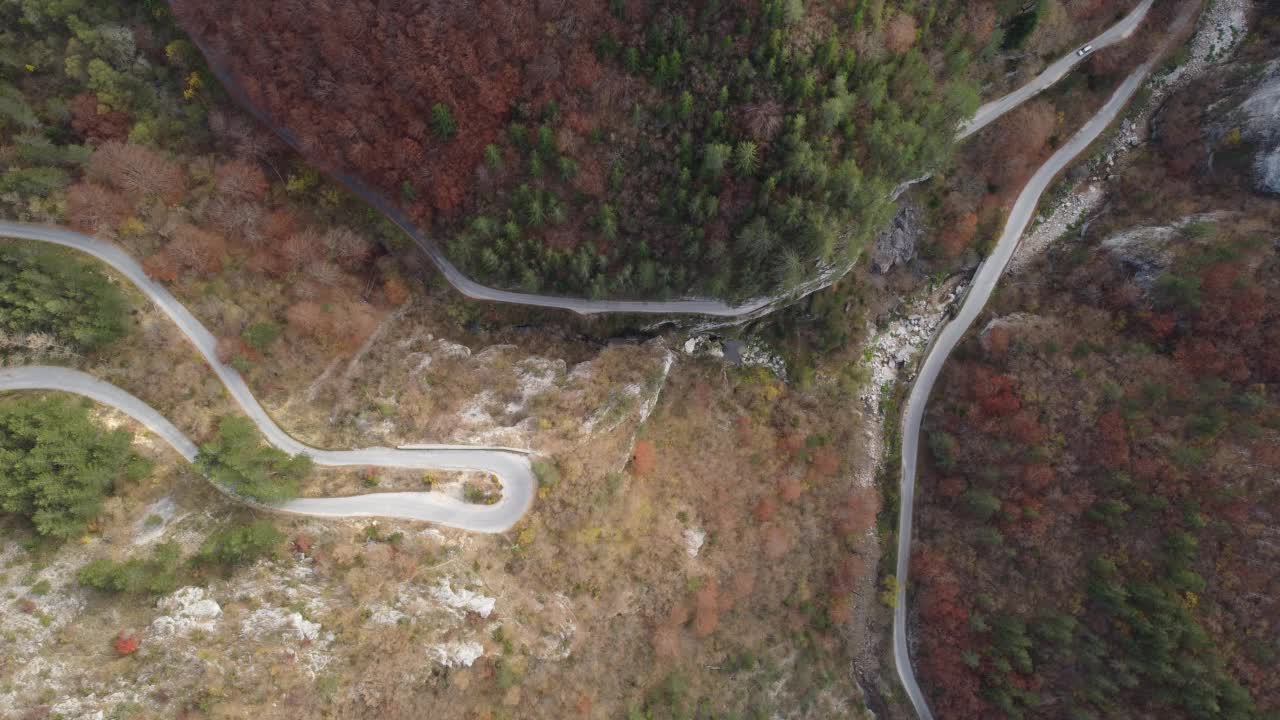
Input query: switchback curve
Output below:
<box><xmin>0</xmin><ymin>224</ymin><xmax>535</xmax><ymax>533</ymax></box>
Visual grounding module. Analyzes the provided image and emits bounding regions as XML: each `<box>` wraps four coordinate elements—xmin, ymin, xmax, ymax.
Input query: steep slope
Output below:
<box><xmin>910</xmin><ymin>7</ymin><xmax>1280</xmax><ymax>718</ymax></box>
<box><xmin>170</xmin><ymin>0</ymin><xmax>1139</xmax><ymax>302</ymax></box>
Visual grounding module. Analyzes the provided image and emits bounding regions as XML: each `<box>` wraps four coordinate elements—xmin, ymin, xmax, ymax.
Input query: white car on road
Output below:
<box><xmin>1077</xmin><ymin>44</ymin><xmax>1095</xmax><ymax>56</ymax></box>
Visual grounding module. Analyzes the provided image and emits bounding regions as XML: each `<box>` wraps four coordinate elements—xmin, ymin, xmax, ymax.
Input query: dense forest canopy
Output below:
<box><xmin>0</xmin><ymin>243</ymin><xmax>130</xmax><ymax>355</ymax></box>
<box><xmin>912</xmin><ymin>20</ymin><xmax>1280</xmax><ymax>716</ymax></box>
<box><xmin>0</xmin><ymin>394</ymin><xmax>151</xmax><ymax>539</ymax></box>
<box><xmin>170</xmin><ymin>0</ymin><xmax>1010</xmax><ymax>301</ymax></box>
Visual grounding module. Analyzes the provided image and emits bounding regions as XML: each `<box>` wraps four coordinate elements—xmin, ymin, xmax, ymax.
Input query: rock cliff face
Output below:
<box><xmin>870</xmin><ymin>203</ymin><xmax>924</xmax><ymax>274</ymax></box>
<box><xmin>1239</xmin><ymin>59</ymin><xmax>1280</xmax><ymax>194</ymax></box>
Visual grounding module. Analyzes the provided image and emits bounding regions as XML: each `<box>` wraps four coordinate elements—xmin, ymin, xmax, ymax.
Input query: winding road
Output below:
<box><xmin>892</xmin><ymin>60</ymin><xmax>1158</xmax><ymax>720</ymax></box>
<box><xmin>0</xmin><ymin>0</ymin><xmax>1157</xmax><ymax>692</ymax></box>
<box><xmin>0</xmin><ymin>222</ymin><xmax>535</xmax><ymax>533</ymax></box>
<box><xmin>173</xmin><ymin>0</ymin><xmax>1151</xmax><ymax>319</ymax></box>
<box><xmin>959</xmin><ymin>0</ymin><xmax>1155</xmax><ymax>140</ymax></box>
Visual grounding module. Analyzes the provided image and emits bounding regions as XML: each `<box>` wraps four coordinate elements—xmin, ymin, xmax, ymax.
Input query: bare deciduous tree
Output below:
<box><xmin>66</xmin><ymin>182</ymin><xmax>132</xmax><ymax>235</ymax></box>
<box><xmin>88</xmin><ymin>141</ymin><xmax>187</xmax><ymax>203</ymax></box>
<box><xmin>214</xmin><ymin>159</ymin><xmax>269</xmax><ymax>200</ymax></box>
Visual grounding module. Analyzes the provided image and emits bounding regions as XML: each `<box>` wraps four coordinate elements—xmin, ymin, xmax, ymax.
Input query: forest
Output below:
<box><xmin>911</xmin><ymin>18</ymin><xmax>1280</xmax><ymax>718</ymax></box>
<box><xmin>0</xmin><ymin>243</ymin><xmax>129</xmax><ymax>356</ymax></box>
<box><xmin>0</xmin><ymin>0</ymin><xmax>424</xmax><ymax>382</ymax></box>
<box><xmin>0</xmin><ymin>394</ymin><xmax>151</xmax><ymax>540</ymax></box>
<box><xmin>167</xmin><ymin>0</ymin><xmax>1018</xmax><ymax>301</ymax></box>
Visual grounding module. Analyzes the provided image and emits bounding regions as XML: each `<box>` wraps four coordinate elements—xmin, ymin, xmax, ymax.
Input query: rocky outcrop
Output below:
<box><xmin>148</xmin><ymin>587</ymin><xmax>222</xmax><ymax>638</ymax></box>
<box><xmin>1100</xmin><ymin>225</ymin><xmax>1179</xmax><ymax>289</ymax></box>
<box><xmin>1239</xmin><ymin>59</ymin><xmax>1280</xmax><ymax>194</ymax></box>
<box><xmin>1100</xmin><ymin>214</ymin><xmax>1228</xmax><ymax>290</ymax></box>
<box><xmin>870</xmin><ymin>203</ymin><xmax>923</xmax><ymax>274</ymax></box>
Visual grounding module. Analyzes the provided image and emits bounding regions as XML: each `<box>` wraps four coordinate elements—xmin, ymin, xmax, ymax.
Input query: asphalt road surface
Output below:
<box><xmin>892</xmin><ymin>61</ymin><xmax>1157</xmax><ymax>720</ymax></box>
<box><xmin>0</xmin><ymin>224</ymin><xmax>535</xmax><ymax>533</ymax></box>
<box><xmin>960</xmin><ymin>0</ymin><xmax>1155</xmax><ymax>140</ymax></box>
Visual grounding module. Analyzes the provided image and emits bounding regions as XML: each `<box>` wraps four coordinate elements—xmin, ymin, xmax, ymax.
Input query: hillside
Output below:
<box><xmin>169</xmin><ymin>0</ymin><xmax>1139</xmax><ymax>302</ymax></box>
<box><xmin>0</xmin><ymin>1</ymin><xmax>1242</xmax><ymax>719</ymax></box>
<box><xmin>911</xmin><ymin>6</ymin><xmax>1280</xmax><ymax>717</ymax></box>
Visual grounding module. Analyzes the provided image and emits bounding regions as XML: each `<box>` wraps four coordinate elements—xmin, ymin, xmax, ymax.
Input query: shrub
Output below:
<box><xmin>464</xmin><ymin>484</ymin><xmax>498</xmax><ymax>504</ymax></box>
<box><xmin>532</xmin><ymin>459</ymin><xmax>561</xmax><ymax>488</ymax></box>
<box><xmin>114</xmin><ymin>632</ymin><xmax>140</xmax><ymax>656</ymax></box>
<box><xmin>195</xmin><ymin>520</ymin><xmax>283</xmax><ymax>566</ymax></box>
<box><xmin>196</xmin><ymin>416</ymin><xmax>311</xmax><ymax>503</ymax></box>
<box><xmin>241</xmin><ymin>321</ymin><xmax>280</xmax><ymax>353</ymax></box>
<box><xmin>78</xmin><ymin>542</ymin><xmax>181</xmax><ymax>595</ymax></box>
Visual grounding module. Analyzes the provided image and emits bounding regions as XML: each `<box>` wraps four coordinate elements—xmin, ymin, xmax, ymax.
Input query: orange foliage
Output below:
<box><xmin>630</xmin><ymin>440</ymin><xmax>656</xmax><ymax>477</ymax></box>
<box><xmin>692</xmin><ymin>579</ymin><xmax>720</xmax><ymax>638</ymax></box>
<box><xmin>828</xmin><ymin>593</ymin><xmax>854</xmax><ymax>625</ymax></box>
<box><xmin>293</xmin><ymin>534</ymin><xmax>314</xmax><ymax>555</ymax></box>
<box><xmin>1006</xmin><ymin>409</ymin><xmax>1047</xmax><ymax>445</ymax></box>
<box><xmin>262</xmin><ymin>208</ymin><xmax>299</xmax><ymax>242</ymax></box>
<box><xmin>171</xmin><ymin>0</ymin><xmax>627</xmax><ymax>228</ymax></box>
<box><xmin>114</xmin><ymin>632</ymin><xmax>140</xmax><ymax>656</ymax></box>
<box><xmin>938</xmin><ymin>212</ymin><xmax>978</xmax><ymax>258</ymax></box>
<box><xmin>938</xmin><ymin>476</ymin><xmax>968</xmax><ymax>498</ymax></box>
<box><xmin>778</xmin><ymin>475</ymin><xmax>803</xmax><ymax>503</ymax></box>
<box><xmin>650</xmin><ymin>625</ymin><xmax>680</xmax><ymax>659</ymax></box>
<box><xmin>833</xmin><ymin>487</ymin><xmax>879</xmax><ymax>538</ymax></box>
<box><xmin>809</xmin><ymin>445</ymin><xmax>841</xmax><ymax>479</ymax></box>
<box><xmin>983</xmin><ymin>325</ymin><xmax>1010</xmax><ymax>358</ymax></box>
<box><xmin>70</xmin><ymin>93</ymin><xmax>130</xmax><ymax>142</ymax></box>
<box><xmin>216</xmin><ymin>336</ymin><xmax>245</xmax><ymax>364</ymax></box>
<box><xmin>1022</xmin><ymin>464</ymin><xmax>1055</xmax><ymax>493</ymax></box>
<box><xmin>884</xmin><ymin>12</ymin><xmax>919</xmax><ymax>53</ymax></box>
<box><xmin>282</xmin><ymin>229</ymin><xmax>322</xmax><ymax>265</ymax></box>
<box><xmin>752</xmin><ymin>496</ymin><xmax>778</xmax><ymax>523</ymax></box>
<box><xmin>1096</xmin><ymin>411</ymin><xmax>1130</xmax><ymax>469</ymax></box>
<box><xmin>776</xmin><ymin>431</ymin><xmax>805</xmax><ymax>457</ymax></box>
<box><xmin>286</xmin><ymin>301</ymin><xmax>327</xmax><ymax>338</ymax></box>
<box><xmin>142</xmin><ymin>251</ymin><xmax>180</xmax><ymax>282</ymax></box>
<box><xmin>338</xmin><ymin>302</ymin><xmax>382</xmax><ymax>352</ymax></box>
<box><xmin>968</xmin><ymin>364</ymin><xmax>1021</xmax><ymax>418</ymax></box>
<box><xmin>383</xmin><ymin>276</ymin><xmax>411</xmax><ymax>306</ymax></box>
<box><xmin>66</xmin><ymin>182</ymin><xmax>132</xmax><ymax>234</ymax></box>
<box><xmin>729</xmin><ymin>570</ymin><xmax>756</xmax><ymax>604</ymax></box>
<box><xmin>984</xmin><ymin>101</ymin><xmax>1056</xmax><ymax>202</ymax></box>
<box><xmin>965</xmin><ymin>2</ymin><xmax>999</xmax><ymax>44</ymax></box>
<box><xmin>830</xmin><ymin>553</ymin><xmax>867</xmax><ymax>595</ymax></box>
